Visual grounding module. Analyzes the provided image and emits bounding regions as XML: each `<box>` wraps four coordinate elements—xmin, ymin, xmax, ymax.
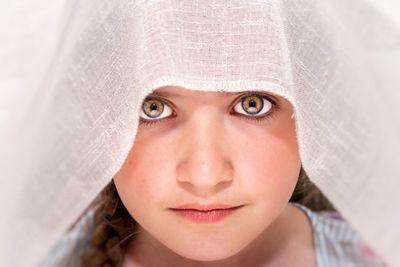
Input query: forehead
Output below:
<box><xmin>152</xmin><ymin>86</ymin><xmax>239</xmax><ymax>98</ymax></box>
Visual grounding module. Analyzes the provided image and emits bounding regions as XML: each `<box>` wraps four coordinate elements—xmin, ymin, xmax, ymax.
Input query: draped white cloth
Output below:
<box><xmin>1</xmin><ymin>1</ymin><xmax>399</xmax><ymax>266</ymax></box>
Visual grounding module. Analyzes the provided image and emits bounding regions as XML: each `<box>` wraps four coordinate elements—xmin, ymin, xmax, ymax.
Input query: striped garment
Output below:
<box><xmin>40</xmin><ymin>203</ymin><xmax>388</xmax><ymax>267</ymax></box>
<box><xmin>292</xmin><ymin>203</ymin><xmax>387</xmax><ymax>267</ymax></box>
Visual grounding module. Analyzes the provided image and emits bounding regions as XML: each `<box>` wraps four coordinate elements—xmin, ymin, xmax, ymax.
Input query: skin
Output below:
<box><xmin>114</xmin><ymin>86</ymin><xmax>316</xmax><ymax>267</ymax></box>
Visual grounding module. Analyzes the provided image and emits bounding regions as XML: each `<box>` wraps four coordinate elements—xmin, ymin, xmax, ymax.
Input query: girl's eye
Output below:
<box><xmin>139</xmin><ymin>93</ymin><xmax>278</xmax><ymax>126</ymax></box>
<box><xmin>140</xmin><ymin>97</ymin><xmax>173</xmax><ymax>123</ymax></box>
<box><xmin>233</xmin><ymin>94</ymin><xmax>274</xmax><ymax>118</ymax></box>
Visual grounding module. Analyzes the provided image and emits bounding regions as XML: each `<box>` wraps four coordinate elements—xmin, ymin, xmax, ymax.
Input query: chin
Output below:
<box><xmin>167</xmin><ymin>240</ymin><xmax>245</xmax><ymax>262</ymax></box>
<box><xmin>176</xmin><ymin>249</ymin><xmax>240</xmax><ymax>262</ymax></box>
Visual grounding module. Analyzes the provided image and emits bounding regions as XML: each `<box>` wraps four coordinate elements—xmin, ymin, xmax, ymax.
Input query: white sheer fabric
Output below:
<box><xmin>1</xmin><ymin>1</ymin><xmax>399</xmax><ymax>266</ymax></box>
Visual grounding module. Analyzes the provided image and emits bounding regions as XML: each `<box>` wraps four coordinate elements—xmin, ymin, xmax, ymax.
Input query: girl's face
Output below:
<box><xmin>114</xmin><ymin>86</ymin><xmax>301</xmax><ymax>262</ymax></box>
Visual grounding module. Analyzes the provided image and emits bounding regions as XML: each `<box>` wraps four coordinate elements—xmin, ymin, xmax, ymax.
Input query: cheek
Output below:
<box><xmin>114</xmin><ymin>139</ymin><xmax>170</xmax><ymax>217</ymax></box>
<box><xmin>234</xmin><ymin>123</ymin><xmax>301</xmax><ymax>202</ymax></box>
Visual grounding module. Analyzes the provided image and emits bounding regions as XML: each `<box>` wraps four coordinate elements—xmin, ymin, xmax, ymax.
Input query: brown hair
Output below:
<box><xmin>81</xmin><ymin>166</ymin><xmax>335</xmax><ymax>267</ymax></box>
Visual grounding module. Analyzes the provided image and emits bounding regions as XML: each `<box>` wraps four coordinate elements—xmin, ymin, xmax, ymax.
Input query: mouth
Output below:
<box><xmin>169</xmin><ymin>204</ymin><xmax>244</xmax><ymax>223</ymax></box>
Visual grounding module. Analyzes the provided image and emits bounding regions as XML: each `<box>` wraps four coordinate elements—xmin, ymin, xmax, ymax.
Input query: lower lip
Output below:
<box><xmin>170</xmin><ymin>206</ymin><xmax>242</xmax><ymax>223</ymax></box>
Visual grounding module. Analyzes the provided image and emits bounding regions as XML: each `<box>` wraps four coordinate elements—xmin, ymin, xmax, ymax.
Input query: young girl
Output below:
<box><xmin>42</xmin><ymin>86</ymin><xmax>387</xmax><ymax>267</ymax></box>
<box><xmin>3</xmin><ymin>1</ymin><xmax>399</xmax><ymax>267</ymax></box>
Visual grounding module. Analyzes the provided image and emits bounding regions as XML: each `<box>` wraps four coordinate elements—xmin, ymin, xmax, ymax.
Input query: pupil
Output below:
<box><xmin>249</xmin><ymin>100</ymin><xmax>256</xmax><ymax>107</ymax></box>
<box><xmin>150</xmin><ymin>103</ymin><xmax>158</xmax><ymax>110</ymax></box>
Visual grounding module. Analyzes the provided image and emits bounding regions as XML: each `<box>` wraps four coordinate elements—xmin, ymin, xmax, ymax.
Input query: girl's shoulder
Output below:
<box><xmin>291</xmin><ymin>202</ymin><xmax>388</xmax><ymax>267</ymax></box>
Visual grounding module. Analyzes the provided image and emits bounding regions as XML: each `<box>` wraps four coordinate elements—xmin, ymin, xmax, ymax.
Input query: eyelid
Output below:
<box><xmin>144</xmin><ymin>94</ymin><xmax>178</xmax><ymax>112</ymax></box>
<box><xmin>237</xmin><ymin>91</ymin><xmax>279</xmax><ymax>106</ymax></box>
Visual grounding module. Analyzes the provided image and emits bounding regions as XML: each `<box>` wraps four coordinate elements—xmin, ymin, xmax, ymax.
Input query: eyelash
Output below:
<box><xmin>139</xmin><ymin>92</ymin><xmax>280</xmax><ymax>126</ymax></box>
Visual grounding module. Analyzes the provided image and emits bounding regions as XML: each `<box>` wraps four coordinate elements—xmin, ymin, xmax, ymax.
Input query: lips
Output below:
<box><xmin>169</xmin><ymin>203</ymin><xmax>244</xmax><ymax>223</ymax></box>
<box><xmin>171</xmin><ymin>203</ymin><xmax>242</xmax><ymax>211</ymax></box>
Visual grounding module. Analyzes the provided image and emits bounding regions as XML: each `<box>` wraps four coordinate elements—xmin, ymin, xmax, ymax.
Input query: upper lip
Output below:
<box><xmin>170</xmin><ymin>203</ymin><xmax>243</xmax><ymax>211</ymax></box>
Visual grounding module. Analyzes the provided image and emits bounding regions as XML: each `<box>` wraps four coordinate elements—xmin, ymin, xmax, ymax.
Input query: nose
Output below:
<box><xmin>176</xmin><ymin>110</ymin><xmax>234</xmax><ymax>197</ymax></box>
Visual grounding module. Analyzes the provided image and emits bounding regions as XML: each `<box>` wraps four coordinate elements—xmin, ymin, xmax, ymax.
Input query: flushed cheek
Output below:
<box><xmin>236</xmin><ymin>140</ymin><xmax>300</xmax><ymax>202</ymax></box>
<box><xmin>115</xmin><ymin>150</ymin><xmax>170</xmax><ymax>220</ymax></box>
<box><xmin>232</xmin><ymin>143</ymin><xmax>298</xmax><ymax>229</ymax></box>
<box><xmin>115</xmin><ymin>176</ymin><xmax>170</xmax><ymax>234</ymax></box>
